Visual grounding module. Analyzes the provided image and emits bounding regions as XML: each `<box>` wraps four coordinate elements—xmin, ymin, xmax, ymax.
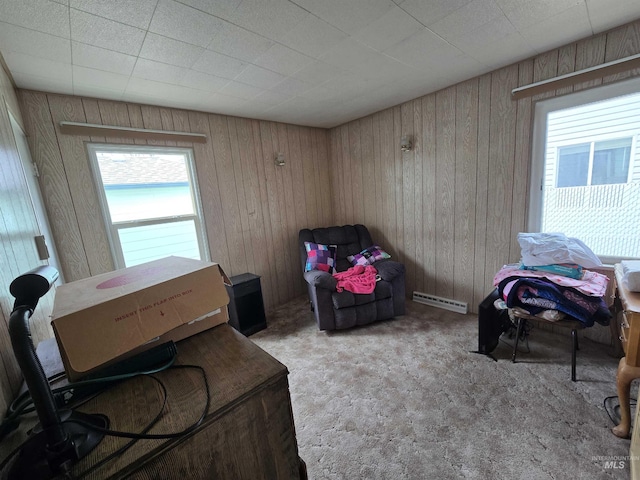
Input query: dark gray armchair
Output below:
<box><xmin>299</xmin><ymin>224</ymin><xmax>405</xmax><ymax>331</ymax></box>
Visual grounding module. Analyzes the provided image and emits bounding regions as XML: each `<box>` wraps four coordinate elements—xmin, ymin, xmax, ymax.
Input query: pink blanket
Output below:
<box><xmin>333</xmin><ymin>265</ymin><xmax>378</xmax><ymax>294</ymax></box>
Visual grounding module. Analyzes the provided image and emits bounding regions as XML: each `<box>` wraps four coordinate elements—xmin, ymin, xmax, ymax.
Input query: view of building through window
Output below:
<box><xmin>541</xmin><ymin>90</ymin><xmax>640</xmax><ymax>260</ymax></box>
<box><xmin>88</xmin><ymin>145</ymin><xmax>208</xmax><ymax>268</ymax></box>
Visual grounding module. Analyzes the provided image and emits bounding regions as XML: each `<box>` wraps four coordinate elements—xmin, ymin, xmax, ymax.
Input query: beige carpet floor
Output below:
<box><xmin>251</xmin><ymin>296</ymin><xmax>632</xmax><ymax>480</ymax></box>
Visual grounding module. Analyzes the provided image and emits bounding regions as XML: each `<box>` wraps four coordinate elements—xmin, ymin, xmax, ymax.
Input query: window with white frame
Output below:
<box><xmin>529</xmin><ymin>78</ymin><xmax>640</xmax><ymax>263</ymax></box>
<box><xmin>88</xmin><ymin>144</ymin><xmax>209</xmax><ymax>268</ymax></box>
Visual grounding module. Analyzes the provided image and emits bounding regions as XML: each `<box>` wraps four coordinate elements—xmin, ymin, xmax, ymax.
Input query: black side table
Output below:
<box><xmin>225</xmin><ymin>273</ymin><xmax>267</xmax><ymax>336</ymax></box>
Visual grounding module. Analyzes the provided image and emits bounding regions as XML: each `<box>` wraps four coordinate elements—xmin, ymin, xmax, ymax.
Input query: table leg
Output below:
<box><xmin>612</xmin><ymin>357</ymin><xmax>640</xmax><ymax>438</ymax></box>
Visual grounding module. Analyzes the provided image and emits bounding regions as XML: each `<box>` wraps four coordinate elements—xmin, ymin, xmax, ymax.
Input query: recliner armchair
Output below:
<box><xmin>299</xmin><ymin>224</ymin><xmax>405</xmax><ymax>331</ymax></box>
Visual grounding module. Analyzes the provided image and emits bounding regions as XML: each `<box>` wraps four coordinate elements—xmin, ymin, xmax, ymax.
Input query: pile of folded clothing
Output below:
<box><xmin>492</xmin><ymin>233</ymin><xmax>611</xmax><ymax>327</ymax></box>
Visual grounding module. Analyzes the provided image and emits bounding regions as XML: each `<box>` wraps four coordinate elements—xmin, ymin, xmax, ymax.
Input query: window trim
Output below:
<box><xmin>87</xmin><ymin>143</ymin><xmax>210</xmax><ymax>269</ymax></box>
<box><xmin>528</xmin><ymin>76</ymin><xmax>640</xmax><ymax>263</ymax></box>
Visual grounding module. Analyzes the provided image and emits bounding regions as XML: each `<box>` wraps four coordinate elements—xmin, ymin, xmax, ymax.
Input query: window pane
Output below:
<box><xmin>556</xmin><ymin>144</ymin><xmax>589</xmax><ymax>187</ymax></box>
<box><xmin>592</xmin><ymin>138</ymin><xmax>631</xmax><ymax>185</ymax></box>
<box><xmin>96</xmin><ymin>152</ymin><xmax>194</xmax><ymax>222</ymax></box>
<box><xmin>117</xmin><ymin>220</ymin><xmax>201</xmax><ymax>267</ymax></box>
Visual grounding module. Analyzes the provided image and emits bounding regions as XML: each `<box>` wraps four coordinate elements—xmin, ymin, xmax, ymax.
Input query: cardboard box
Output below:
<box><xmin>51</xmin><ymin>256</ymin><xmax>230</xmax><ymax>381</ymax></box>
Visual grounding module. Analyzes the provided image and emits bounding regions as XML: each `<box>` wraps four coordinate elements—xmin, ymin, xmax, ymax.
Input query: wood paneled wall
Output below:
<box><xmin>0</xmin><ymin>61</ymin><xmax>55</xmax><ymax>411</ymax></box>
<box><xmin>329</xmin><ymin>20</ymin><xmax>640</xmax><ymax>314</ymax></box>
<box><xmin>8</xmin><ymin>20</ymin><xmax>640</xmax><ymax>363</ymax></box>
<box><xmin>18</xmin><ymin>92</ymin><xmax>332</xmax><ymax>317</ymax></box>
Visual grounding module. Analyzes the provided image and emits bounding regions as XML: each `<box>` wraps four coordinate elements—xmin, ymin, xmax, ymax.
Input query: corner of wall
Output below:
<box><xmin>0</xmin><ymin>52</ymin><xmax>25</xmax><ymax>129</ymax></box>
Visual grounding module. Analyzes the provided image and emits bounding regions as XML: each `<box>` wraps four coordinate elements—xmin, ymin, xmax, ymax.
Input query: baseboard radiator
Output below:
<box><xmin>412</xmin><ymin>291</ymin><xmax>468</xmax><ymax>314</ymax></box>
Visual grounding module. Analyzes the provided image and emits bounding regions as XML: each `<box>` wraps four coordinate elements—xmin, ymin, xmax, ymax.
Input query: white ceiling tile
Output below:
<box><xmin>383</xmin><ymin>29</ymin><xmax>462</xmax><ymax>70</ymax></box>
<box><xmin>139</xmin><ymin>33</ymin><xmax>205</xmax><ymax>68</ymax></box>
<box><xmin>253</xmin><ymin>89</ymin><xmax>293</xmax><ymax>106</ymax></box>
<box><xmin>519</xmin><ymin>4</ymin><xmax>592</xmax><ymax>53</ymax></box>
<box><xmin>462</xmin><ymin>32</ymin><xmax>537</xmax><ymax>70</ymax></box>
<box><xmin>149</xmin><ymin>0</ymin><xmax>225</xmax><ymax>48</ymax></box>
<box><xmin>126</xmin><ymin>77</ymin><xmax>206</xmax><ymax>103</ymax></box>
<box><xmin>497</xmin><ymin>0</ymin><xmax>583</xmax><ymax>31</ymax></box>
<box><xmin>353</xmin><ymin>6</ymin><xmax>425</xmax><ymax>52</ymax></box>
<box><xmin>206</xmin><ymin>92</ymin><xmax>248</xmax><ymax>111</ymax></box>
<box><xmin>132</xmin><ymin>58</ymin><xmax>188</xmax><ymax>84</ymax></box>
<box><xmin>125</xmin><ymin>76</ymin><xmax>174</xmax><ymax>96</ymax></box>
<box><xmin>191</xmin><ymin>50</ymin><xmax>247</xmax><ymax>79</ymax></box>
<box><xmin>171</xmin><ymin>0</ymin><xmax>242</xmax><ymax>20</ymax></box>
<box><xmin>219</xmin><ymin>80</ymin><xmax>263</xmax><ymax>100</ymax></box>
<box><xmin>291</xmin><ymin>61</ymin><xmax>346</xmax><ymax>85</ymax></box>
<box><xmin>158</xmin><ymin>84</ymin><xmax>215</xmax><ymax>103</ymax></box>
<box><xmin>254</xmin><ymin>44</ymin><xmax>314</xmax><ymax>76</ymax></box>
<box><xmin>228</xmin><ymin>0</ymin><xmax>308</xmax><ymax>41</ymax></box>
<box><xmin>319</xmin><ymin>38</ymin><xmax>383</xmax><ymax>71</ymax></box>
<box><xmin>11</xmin><ymin>71</ymin><xmax>74</xmax><ymax>94</ymax></box>
<box><xmin>235</xmin><ymin>65</ymin><xmax>286</xmax><ymax>89</ymax></box>
<box><xmin>436</xmin><ymin>54</ymin><xmax>485</xmax><ymax>83</ymax></box>
<box><xmin>428</xmin><ymin>0</ymin><xmax>506</xmax><ymax>41</ymax></box>
<box><xmin>340</xmin><ymin>51</ymin><xmax>406</xmax><ymax>79</ymax></box>
<box><xmin>179</xmin><ymin>70</ymin><xmax>229</xmax><ymax>93</ymax></box>
<box><xmin>0</xmin><ymin>0</ymin><xmax>637</xmax><ymax>128</ymax></box>
<box><xmin>70</xmin><ymin>9</ymin><xmax>146</xmax><ymax>56</ymax></box>
<box><xmin>299</xmin><ymin>84</ymin><xmax>341</xmax><ymax>102</ymax></box>
<box><xmin>257</xmin><ymin>98</ymin><xmax>292</xmax><ymax>115</ymax></box>
<box><xmin>72</xmin><ymin>41</ymin><xmax>136</xmax><ymax>75</ymax></box>
<box><xmin>448</xmin><ymin>14</ymin><xmax>518</xmax><ymax>52</ymax></box>
<box><xmin>4</xmin><ymin>52</ymin><xmax>73</xmax><ymax>94</ymax></box>
<box><xmin>0</xmin><ymin>22</ymin><xmax>71</xmax><ymax>63</ymax></box>
<box><xmin>345</xmin><ymin>52</ymin><xmax>410</xmax><ymax>84</ymax></box>
<box><xmin>207</xmin><ymin>22</ymin><xmax>274</xmax><ymax>63</ymax></box>
<box><xmin>331</xmin><ymin>94</ymin><xmax>383</xmax><ymax>119</ymax></box>
<box><xmin>279</xmin><ymin>15</ymin><xmax>348</xmax><ymax>59</ymax></box>
<box><xmin>4</xmin><ymin>52</ymin><xmax>72</xmax><ymax>84</ymax></box>
<box><xmin>355</xmin><ymin>87</ymin><xmax>413</xmax><ymax>113</ymax></box>
<box><xmin>310</xmin><ymin>73</ymin><xmax>381</xmax><ymax>101</ymax></box>
<box><xmin>586</xmin><ymin>0</ymin><xmax>640</xmax><ymax>33</ymax></box>
<box><xmin>72</xmin><ymin>65</ymin><xmax>129</xmax><ymax>90</ymax></box>
<box><xmin>270</xmin><ymin>77</ymin><xmax>314</xmax><ymax>96</ymax></box>
<box><xmin>290</xmin><ymin>0</ymin><xmax>396</xmax><ymax>34</ymax></box>
<box><xmin>398</xmin><ymin>0</ymin><xmax>474</xmax><ymax>26</ymax></box>
<box><xmin>70</xmin><ymin>0</ymin><xmax>157</xmax><ymax>29</ymax></box>
<box><xmin>265</xmin><ymin>95</ymin><xmax>333</xmax><ymax>116</ymax></box>
<box><xmin>72</xmin><ymin>84</ymin><xmax>123</xmax><ymax>100</ymax></box>
<box><xmin>125</xmin><ymin>82</ymin><xmax>216</xmax><ymax>111</ymax></box>
<box><xmin>0</xmin><ymin>0</ymin><xmax>70</xmax><ymax>38</ymax></box>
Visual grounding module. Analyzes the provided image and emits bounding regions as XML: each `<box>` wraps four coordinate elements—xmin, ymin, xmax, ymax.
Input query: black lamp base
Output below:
<box><xmin>8</xmin><ymin>410</ymin><xmax>108</xmax><ymax>480</ymax></box>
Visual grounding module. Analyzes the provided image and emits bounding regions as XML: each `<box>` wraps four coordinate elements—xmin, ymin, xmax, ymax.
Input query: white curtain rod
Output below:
<box><xmin>511</xmin><ymin>53</ymin><xmax>640</xmax><ymax>100</ymax></box>
<box><xmin>59</xmin><ymin>121</ymin><xmax>207</xmax><ymax>143</ymax></box>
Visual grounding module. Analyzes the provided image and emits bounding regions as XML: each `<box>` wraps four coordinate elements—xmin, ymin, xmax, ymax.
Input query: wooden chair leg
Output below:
<box><xmin>571</xmin><ymin>329</ymin><xmax>577</xmax><ymax>382</ymax></box>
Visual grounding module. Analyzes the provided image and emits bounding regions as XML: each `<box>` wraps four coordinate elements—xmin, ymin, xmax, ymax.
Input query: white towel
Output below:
<box><xmin>622</xmin><ymin>260</ymin><xmax>640</xmax><ymax>292</ymax></box>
